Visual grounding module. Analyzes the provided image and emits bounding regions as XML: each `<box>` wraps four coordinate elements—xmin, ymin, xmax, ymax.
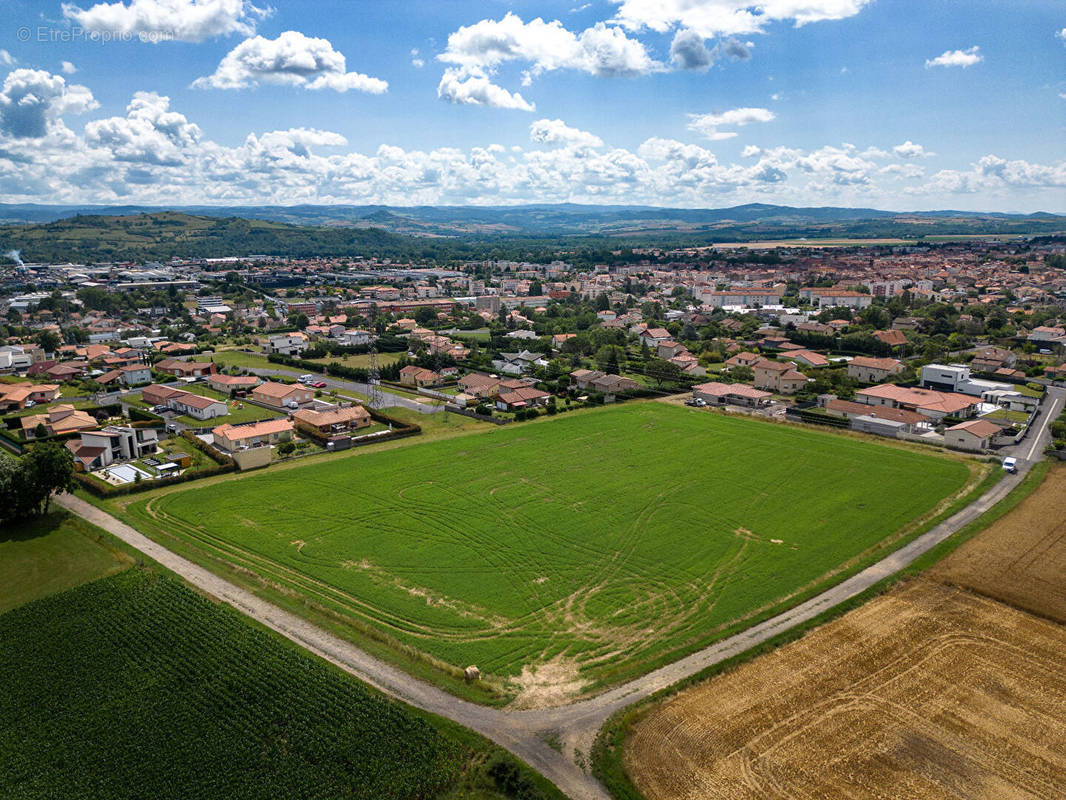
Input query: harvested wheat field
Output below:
<box><xmin>931</xmin><ymin>465</ymin><xmax>1066</xmax><ymax>623</ymax></box>
<box><xmin>625</xmin><ymin>580</ymin><xmax>1066</xmax><ymax>800</ymax></box>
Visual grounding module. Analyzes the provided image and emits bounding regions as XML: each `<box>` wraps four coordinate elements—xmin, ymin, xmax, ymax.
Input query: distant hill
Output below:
<box><xmin>0</xmin><ymin>202</ymin><xmax>1064</xmax><ymax>242</ymax></box>
<box><xmin>0</xmin><ymin>211</ymin><xmax>481</xmax><ymax>264</ymax></box>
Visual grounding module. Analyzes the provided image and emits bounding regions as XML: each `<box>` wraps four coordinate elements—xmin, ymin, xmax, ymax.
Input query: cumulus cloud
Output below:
<box><xmin>688</xmin><ymin>107</ymin><xmax>775</xmax><ymax>140</ymax></box>
<box><xmin>61</xmin><ymin>61</ymin><xmax>78</xmax><ymax>74</ymax></box>
<box><xmin>248</xmin><ymin>127</ymin><xmax>347</xmax><ymax>157</ymax></box>
<box><xmin>530</xmin><ymin>118</ymin><xmax>604</xmax><ymax>148</ymax></box>
<box><xmin>84</xmin><ymin>91</ymin><xmax>200</xmax><ymax>164</ymax></box>
<box><xmin>670</xmin><ymin>29</ymin><xmax>714</xmax><ymax>70</ymax></box>
<box><xmin>192</xmin><ymin>31</ymin><xmax>388</xmax><ymax>93</ymax></box>
<box><xmin>0</xmin><ymin>69</ymin><xmax>97</xmax><ymax>138</ymax></box>
<box><xmin>62</xmin><ymin>0</ymin><xmax>268</xmax><ymax>43</ymax></box>
<box><xmin>925</xmin><ymin>46</ymin><xmax>982</xmax><ymax>68</ymax></box>
<box><xmin>613</xmin><ymin>0</ymin><xmax>873</xmax><ymax>37</ymax></box>
<box><xmin>892</xmin><ymin>140</ymin><xmax>932</xmax><ymax>159</ymax></box>
<box><xmin>437</xmin><ymin>67</ymin><xmax>535</xmax><ymax>111</ymax></box>
<box><xmin>438</xmin><ymin>12</ymin><xmax>658</xmax><ymax>106</ymax></box>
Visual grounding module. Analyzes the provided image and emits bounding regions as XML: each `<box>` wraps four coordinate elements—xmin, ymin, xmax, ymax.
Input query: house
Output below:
<box><xmin>847</xmin><ymin>356</ymin><xmax>904</xmax><ymax>383</ymax></box>
<box><xmin>892</xmin><ymin>317</ymin><xmax>922</xmax><ymax>331</ymax></box>
<box><xmin>872</xmin><ymin>329</ymin><xmax>908</xmax><ymax>348</ymax></box>
<box><xmin>944</xmin><ymin>419</ymin><xmax>1003</xmax><ymax>452</ymax></box>
<box><xmin>337</xmin><ymin>329</ymin><xmax>374</xmax><ymax>347</ymax></box>
<box><xmin>492</xmin><ymin>350</ymin><xmax>548</xmax><ymax>375</ymax></box>
<box><xmin>855</xmin><ymin>384</ymin><xmax>978</xmax><ymax>421</ymax></box>
<box><xmin>264</xmin><ymin>332</ymin><xmax>309</xmax><ymax>356</ymax></box>
<box><xmin>752</xmin><ymin>359</ymin><xmax>809</xmax><ymax>394</ymax></box>
<box><xmin>1028</xmin><ymin>325</ymin><xmax>1066</xmax><ymax>343</ymax></box>
<box><xmin>155</xmin><ymin>359</ymin><xmax>217</xmax><ymax>378</ymax></box>
<box><xmin>670</xmin><ymin>353</ymin><xmax>705</xmax><ymax>376</ymax></box>
<box><xmin>207</xmin><ymin>374</ymin><xmax>262</xmax><ymax>394</ymax></box>
<box><xmin>21</xmin><ymin>404</ymin><xmax>98</xmax><ymax>438</ymax></box>
<box><xmin>212</xmin><ymin>418</ymin><xmax>294</xmax><ymax>451</ymax></box>
<box><xmin>919</xmin><ymin>364</ymin><xmax>1011</xmax><ymax>397</ymax></box>
<box><xmin>657</xmin><ymin>341</ymin><xmax>687</xmax><ymax>359</ymax></box>
<box><xmin>0</xmin><ymin>382</ymin><xmax>60</xmax><ymax>411</ymax></box>
<box><xmin>168</xmin><ymin>391</ymin><xmax>228</xmax><ymax>421</ymax></box>
<box><xmin>399</xmin><ymin>365</ymin><xmax>442</xmax><ymax>388</ymax></box>
<box><xmin>821</xmin><ymin>397</ymin><xmax>926</xmax><ymax>432</ymax></box>
<box><xmin>725</xmin><ymin>351</ymin><xmax>761</xmax><ymax>369</ymax></box>
<box><xmin>495</xmin><ymin>386</ymin><xmax>551</xmax><ymax>411</ymax></box>
<box><xmin>458</xmin><ymin>373</ymin><xmax>502</xmax><ymax>398</ymax></box>
<box><xmin>66</xmin><ymin>426</ymin><xmax>159</xmax><ymax>471</ymax></box>
<box><xmin>141</xmin><ymin>384</ymin><xmax>183</xmax><ymax>407</ymax></box>
<box><xmin>784</xmin><ymin>350</ymin><xmax>829</xmax><ymax>368</ymax></box>
<box><xmin>692</xmin><ymin>381</ymin><xmax>772</xmax><ymax>408</ymax></box>
<box><xmin>118</xmin><ymin>364</ymin><xmax>152</xmax><ymax>386</ymax></box>
<box><xmin>971</xmin><ymin>346</ymin><xmax>1017</xmax><ymax>372</ymax></box>
<box><xmin>552</xmin><ymin>333</ymin><xmax>576</xmax><ymax>350</ymax></box>
<box><xmin>293</xmin><ymin>405</ymin><xmax>371</xmax><ymax>435</ymax></box>
<box><xmin>0</xmin><ymin>345</ymin><xmax>37</xmax><ymax>373</ymax></box>
<box><xmin>252</xmin><ymin>381</ymin><xmax>314</xmax><ymax>410</ymax></box>
<box><xmin>640</xmin><ymin>327</ymin><xmax>673</xmax><ymax>347</ymax></box>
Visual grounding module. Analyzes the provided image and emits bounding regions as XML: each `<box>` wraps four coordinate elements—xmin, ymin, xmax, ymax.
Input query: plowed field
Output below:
<box><xmin>625</xmin><ymin>580</ymin><xmax>1066</xmax><ymax>799</ymax></box>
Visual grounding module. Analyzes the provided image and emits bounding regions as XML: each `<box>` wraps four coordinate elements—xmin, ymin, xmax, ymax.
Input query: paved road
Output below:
<box><xmin>57</xmin><ymin>385</ymin><xmax>1064</xmax><ymax>800</ymax></box>
<box><xmin>238</xmin><ymin>365</ymin><xmax>445</xmax><ymax>415</ymax></box>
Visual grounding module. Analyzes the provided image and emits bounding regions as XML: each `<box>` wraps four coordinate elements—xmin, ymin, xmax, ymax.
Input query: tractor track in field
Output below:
<box><xmin>57</xmin><ymin>386</ymin><xmax>1064</xmax><ymax>800</ymax></box>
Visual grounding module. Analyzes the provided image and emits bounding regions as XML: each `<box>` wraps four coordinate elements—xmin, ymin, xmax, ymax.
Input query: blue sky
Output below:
<box><xmin>0</xmin><ymin>0</ymin><xmax>1063</xmax><ymax>210</ymax></box>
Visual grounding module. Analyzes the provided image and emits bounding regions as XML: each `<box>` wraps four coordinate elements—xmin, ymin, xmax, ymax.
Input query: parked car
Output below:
<box><xmin>311</xmin><ymin>381</ymin><xmax>327</xmax><ymax>389</ymax></box>
<box><xmin>298</xmin><ymin>374</ymin><xmax>314</xmax><ymax>384</ymax></box>
<box><xmin>1002</xmin><ymin>457</ymin><xmax>1017</xmax><ymax>473</ymax></box>
<box><xmin>166</xmin><ymin>423</ymin><xmax>177</xmax><ymax>433</ymax></box>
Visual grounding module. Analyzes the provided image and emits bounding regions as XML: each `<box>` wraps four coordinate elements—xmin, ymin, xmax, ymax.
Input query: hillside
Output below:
<box><xmin>0</xmin><ymin>211</ymin><xmax>479</xmax><ymax>263</ymax></box>
<box><xmin>1</xmin><ymin>203</ymin><xmax>1063</xmax><ymax>245</ymax></box>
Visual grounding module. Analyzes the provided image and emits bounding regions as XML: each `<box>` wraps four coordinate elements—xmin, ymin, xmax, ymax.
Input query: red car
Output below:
<box><xmin>311</xmin><ymin>381</ymin><xmax>328</xmax><ymax>389</ymax></box>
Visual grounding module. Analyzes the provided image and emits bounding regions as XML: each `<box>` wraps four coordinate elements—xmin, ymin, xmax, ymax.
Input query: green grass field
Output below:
<box><xmin>209</xmin><ymin>349</ymin><xmax>302</xmax><ymax>373</ymax></box>
<box><xmin>0</xmin><ymin>513</ymin><xmax>131</xmax><ymax>613</ymax></box>
<box><xmin>123</xmin><ymin>403</ymin><xmax>972</xmax><ymax>698</ymax></box>
<box><xmin>0</xmin><ymin>568</ymin><xmax>558</xmax><ymax>800</ymax></box>
<box><xmin>130</xmin><ymin>383</ymin><xmax>284</xmax><ymax>426</ymax></box>
<box><xmin>307</xmin><ymin>351</ymin><xmax>404</xmax><ymax>370</ymax></box>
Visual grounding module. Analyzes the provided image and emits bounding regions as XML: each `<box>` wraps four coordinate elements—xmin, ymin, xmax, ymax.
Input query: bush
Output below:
<box><xmin>277</xmin><ymin>441</ymin><xmax>295</xmax><ymax>456</ymax></box>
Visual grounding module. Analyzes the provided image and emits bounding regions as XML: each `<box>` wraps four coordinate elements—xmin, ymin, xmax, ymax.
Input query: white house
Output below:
<box><xmin>264</xmin><ymin>332</ymin><xmax>309</xmax><ymax>356</ymax></box>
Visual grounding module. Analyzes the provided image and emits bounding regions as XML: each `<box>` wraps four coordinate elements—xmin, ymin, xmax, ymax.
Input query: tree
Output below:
<box><xmin>646</xmin><ymin>358</ymin><xmax>681</xmax><ymax>387</ymax></box>
<box><xmin>595</xmin><ymin>293</ymin><xmax>610</xmax><ymax>311</ymax></box>
<box><xmin>17</xmin><ymin>441</ymin><xmax>76</xmax><ymax>517</ymax></box>
<box><xmin>36</xmin><ymin>330</ymin><xmax>61</xmax><ymax>354</ymax></box>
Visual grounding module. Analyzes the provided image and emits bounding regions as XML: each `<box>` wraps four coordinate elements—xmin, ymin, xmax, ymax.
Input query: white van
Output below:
<box><xmin>1002</xmin><ymin>457</ymin><xmax>1017</xmax><ymax>473</ymax></box>
<box><xmin>298</xmin><ymin>374</ymin><xmax>314</xmax><ymax>384</ymax></box>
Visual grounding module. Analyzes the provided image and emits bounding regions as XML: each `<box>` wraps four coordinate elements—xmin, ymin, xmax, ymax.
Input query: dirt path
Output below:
<box><xmin>56</xmin><ymin>385</ymin><xmax>1064</xmax><ymax>800</ymax></box>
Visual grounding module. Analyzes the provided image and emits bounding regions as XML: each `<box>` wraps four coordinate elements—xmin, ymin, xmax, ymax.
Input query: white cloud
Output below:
<box><xmin>688</xmin><ymin>107</ymin><xmax>775</xmax><ymax>140</ymax></box>
<box><xmin>62</xmin><ymin>0</ymin><xmax>268</xmax><ymax>43</ymax></box>
<box><xmin>192</xmin><ymin>31</ymin><xmax>388</xmax><ymax>93</ymax></box>
<box><xmin>612</xmin><ymin>0</ymin><xmax>873</xmax><ymax>37</ymax></box>
<box><xmin>1058</xmin><ymin>28</ymin><xmax>1066</xmax><ymax>44</ymax></box>
<box><xmin>84</xmin><ymin>91</ymin><xmax>199</xmax><ymax>164</ymax></box>
<box><xmin>530</xmin><ymin>118</ymin><xmax>604</xmax><ymax>148</ymax></box>
<box><xmin>670</xmin><ymin>29</ymin><xmax>714</xmax><ymax>70</ymax></box>
<box><xmin>0</xmin><ymin>51</ymin><xmax>15</xmax><ymax>67</ymax></box>
<box><xmin>0</xmin><ymin>68</ymin><xmax>98</xmax><ymax>138</ymax></box>
<box><xmin>925</xmin><ymin>46</ymin><xmax>982</xmax><ymax>69</ymax></box>
<box><xmin>438</xmin><ymin>12</ymin><xmax>658</xmax><ymax>104</ymax></box>
<box><xmin>1059</xmin><ymin>92</ymin><xmax>1066</xmax><ymax>101</ymax></box>
<box><xmin>249</xmin><ymin>127</ymin><xmax>347</xmax><ymax>157</ymax></box>
<box><xmin>892</xmin><ymin>140</ymin><xmax>933</xmax><ymax>159</ymax></box>
<box><xmin>437</xmin><ymin>67</ymin><xmax>535</xmax><ymax>111</ymax></box>
<box><xmin>61</xmin><ymin>61</ymin><xmax>78</xmax><ymax>74</ymax></box>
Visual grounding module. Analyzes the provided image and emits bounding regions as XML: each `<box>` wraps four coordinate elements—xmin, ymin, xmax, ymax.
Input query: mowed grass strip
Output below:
<box><xmin>134</xmin><ymin>403</ymin><xmax>970</xmax><ymax>685</ymax></box>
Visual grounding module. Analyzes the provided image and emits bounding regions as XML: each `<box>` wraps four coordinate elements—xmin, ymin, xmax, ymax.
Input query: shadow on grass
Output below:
<box><xmin>0</xmin><ymin>511</ymin><xmax>67</xmax><ymax>544</ymax></box>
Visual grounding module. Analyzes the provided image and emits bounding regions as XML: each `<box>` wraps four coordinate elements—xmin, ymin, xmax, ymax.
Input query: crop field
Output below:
<box><xmin>624</xmin><ymin>580</ymin><xmax>1066</xmax><ymax>800</ymax></box>
<box><xmin>124</xmin><ymin>403</ymin><xmax>970</xmax><ymax>701</ymax></box>
<box><xmin>0</xmin><ymin>512</ymin><xmax>131</xmax><ymax>613</ymax></box>
<box><xmin>931</xmin><ymin>465</ymin><xmax>1066</xmax><ymax>623</ymax></box>
<box><xmin>0</xmin><ymin>568</ymin><xmax>539</xmax><ymax>800</ymax></box>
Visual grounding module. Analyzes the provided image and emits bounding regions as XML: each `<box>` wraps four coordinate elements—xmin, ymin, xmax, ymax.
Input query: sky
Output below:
<box><xmin>0</xmin><ymin>0</ymin><xmax>1063</xmax><ymax>212</ymax></box>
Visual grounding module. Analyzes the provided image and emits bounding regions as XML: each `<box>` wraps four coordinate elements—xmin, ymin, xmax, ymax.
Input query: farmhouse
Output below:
<box><xmin>855</xmin><ymin>384</ymin><xmax>977</xmax><ymax>421</ymax></box>
<box><xmin>155</xmin><ymin>359</ymin><xmax>217</xmax><ymax>378</ymax></box>
<box><xmin>252</xmin><ymin>381</ymin><xmax>313</xmax><ymax>410</ymax></box>
<box><xmin>212</xmin><ymin>418</ymin><xmax>294</xmax><ymax>451</ymax></box>
<box><xmin>944</xmin><ymin>419</ymin><xmax>1003</xmax><ymax>452</ymax></box>
<box><xmin>399</xmin><ymin>365</ymin><xmax>442</xmax><ymax>388</ymax></box>
<box><xmin>752</xmin><ymin>359</ymin><xmax>808</xmax><ymax>394</ymax></box>
<box><xmin>847</xmin><ymin>356</ymin><xmax>904</xmax><ymax>383</ymax></box>
<box><xmin>692</xmin><ymin>381</ymin><xmax>772</xmax><ymax>408</ymax></box>
<box><xmin>20</xmin><ymin>404</ymin><xmax>97</xmax><ymax>438</ymax></box>
<box><xmin>293</xmin><ymin>405</ymin><xmax>371</xmax><ymax>435</ymax></box>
